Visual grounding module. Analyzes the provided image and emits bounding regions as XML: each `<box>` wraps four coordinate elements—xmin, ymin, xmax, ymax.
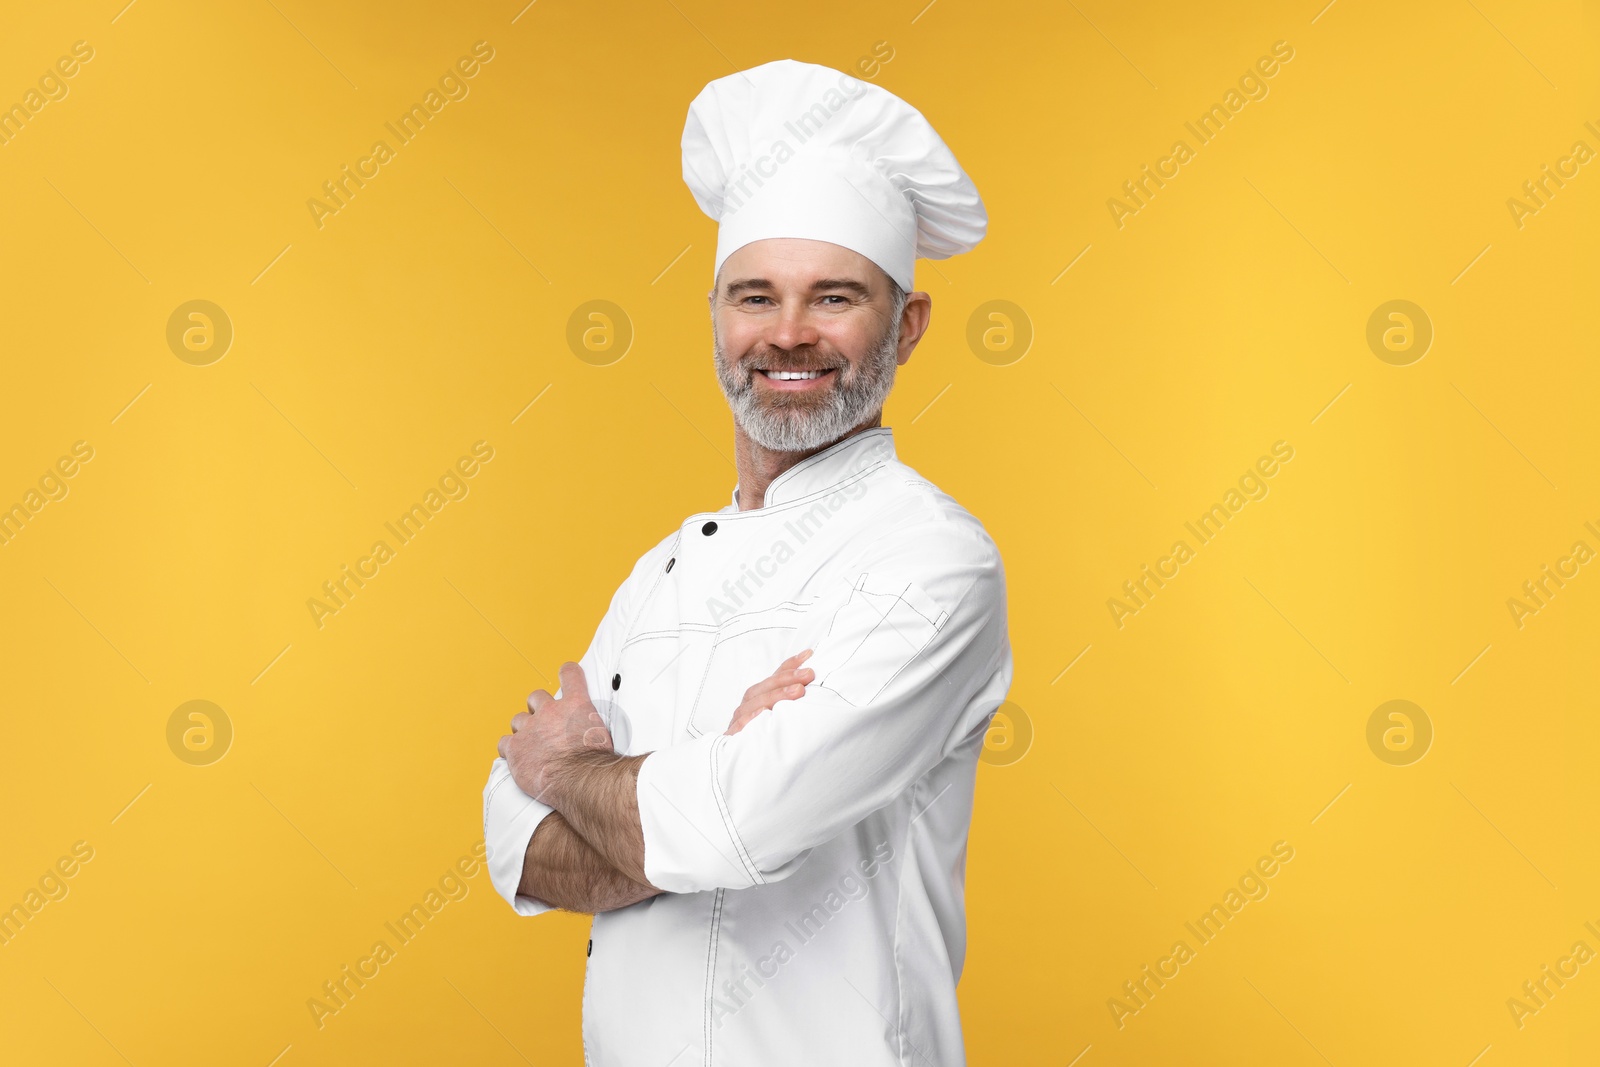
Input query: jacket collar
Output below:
<box><xmin>728</xmin><ymin>427</ymin><xmax>897</xmax><ymax>511</ymax></box>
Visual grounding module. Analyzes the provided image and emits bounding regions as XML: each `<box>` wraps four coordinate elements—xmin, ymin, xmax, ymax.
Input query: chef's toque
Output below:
<box><xmin>681</xmin><ymin>58</ymin><xmax>987</xmax><ymax>291</ymax></box>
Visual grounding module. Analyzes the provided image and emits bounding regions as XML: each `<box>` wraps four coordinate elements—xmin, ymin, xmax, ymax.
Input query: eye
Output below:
<box><xmin>741</xmin><ymin>295</ymin><xmax>772</xmax><ymax>306</ymax></box>
<box><xmin>819</xmin><ymin>295</ymin><xmax>848</xmax><ymax>305</ymax></box>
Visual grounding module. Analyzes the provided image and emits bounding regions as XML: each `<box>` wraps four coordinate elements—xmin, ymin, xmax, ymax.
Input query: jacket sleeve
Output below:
<box><xmin>634</xmin><ymin>527</ymin><xmax>1011</xmax><ymax>893</ymax></box>
<box><xmin>482</xmin><ymin>543</ymin><xmax>657</xmax><ymax>914</ymax></box>
<box><xmin>482</xmin><ymin>762</ymin><xmax>559</xmax><ymax>915</ymax></box>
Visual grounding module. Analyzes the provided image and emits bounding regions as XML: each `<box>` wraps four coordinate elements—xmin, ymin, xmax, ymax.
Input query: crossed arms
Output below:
<box><xmin>498</xmin><ymin>653</ymin><xmax>816</xmax><ymax>913</ymax></box>
<box><xmin>488</xmin><ymin>543</ymin><xmax>1007</xmax><ymax>915</ymax></box>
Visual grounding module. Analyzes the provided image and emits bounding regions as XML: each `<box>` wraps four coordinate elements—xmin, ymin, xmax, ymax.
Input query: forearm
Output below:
<box><xmin>519</xmin><ymin>809</ymin><xmax>661</xmax><ymax>913</ymax></box>
<box><xmin>547</xmin><ymin>750</ymin><xmax>652</xmax><ymax>885</ymax></box>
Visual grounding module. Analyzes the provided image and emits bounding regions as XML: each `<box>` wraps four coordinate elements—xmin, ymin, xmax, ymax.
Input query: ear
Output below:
<box><xmin>895</xmin><ymin>292</ymin><xmax>933</xmax><ymax>367</ymax></box>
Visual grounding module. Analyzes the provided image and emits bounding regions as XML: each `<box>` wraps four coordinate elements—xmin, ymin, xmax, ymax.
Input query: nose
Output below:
<box><xmin>763</xmin><ymin>300</ymin><xmax>821</xmax><ymax>352</ymax></box>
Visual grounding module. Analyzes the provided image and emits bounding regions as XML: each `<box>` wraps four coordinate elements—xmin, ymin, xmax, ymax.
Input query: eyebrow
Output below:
<box><xmin>722</xmin><ymin>278</ymin><xmax>873</xmax><ymax>299</ymax></box>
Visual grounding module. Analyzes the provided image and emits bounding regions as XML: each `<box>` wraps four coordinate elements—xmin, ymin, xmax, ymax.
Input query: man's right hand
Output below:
<box><xmin>500</xmin><ymin>662</ymin><xmax>613</xmax><ymax>805</ymax></box>
<box><xmin>725</xmin><ymin>649</ymin><xmax>814</xmax><ymax>735</ymax></box>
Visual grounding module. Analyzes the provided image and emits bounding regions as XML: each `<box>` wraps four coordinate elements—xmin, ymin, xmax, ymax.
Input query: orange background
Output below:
<box><xmin>1</xmin><ymin>1</ymin><xmax>1597</xmax><ymax>1063</ymax></box>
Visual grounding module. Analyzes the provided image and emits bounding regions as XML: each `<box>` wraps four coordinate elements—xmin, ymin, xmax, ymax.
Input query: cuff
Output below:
<box><xmin>483</xmin><ymin>757</ymin><xmax>557</xmax><ymax>916</ymax></box>
<box><xmin>635</xmin><ymin>732</ymin><xmax>762</xmax><ymax>893</ymax></box>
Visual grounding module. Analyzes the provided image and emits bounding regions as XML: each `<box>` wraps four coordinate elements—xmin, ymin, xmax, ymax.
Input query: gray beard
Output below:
<box><xmin>712</xmin><ymin>317</ymin><xmax>901</xmax><ymax>452</ymax></box>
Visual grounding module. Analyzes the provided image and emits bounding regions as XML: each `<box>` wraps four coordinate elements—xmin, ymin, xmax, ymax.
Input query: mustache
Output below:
<box><xmin>741</xmin><ymin>348</ymin><xmax>849</xmax><ymax>373</ymax></box>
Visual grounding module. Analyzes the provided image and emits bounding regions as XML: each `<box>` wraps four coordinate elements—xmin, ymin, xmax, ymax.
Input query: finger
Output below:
<box><xmin>747</xmin><ymin>668</ymin><xmax>814</xmax><ymax>702</ymax></box>
<box><xmin>557</xmin><ymin>661</ymin><xmax>590</xmax><ymax>703</ymax></box>
<box><xmin>727</xmin><ymin>679</ymin><xmax>804</xmax><ymax>735</ymax></box>
<box><xmin>775</xmin><ymin>648</ymin><xmax>814</xmax><ymax>671</ymax></box>
<box><xmin>497</xmin><ymin>734</ymin><xmax>510</xmax><ymax>759</ymax></box>
<box><xmin>510</xmin><ymin>711</ymin><xmax>533</xmax><ymax>732</ymax></box>
<box><xmin>734</xmin><ymin>681</ymin><xmax>808</xmax><ymax>721</ymax></box>
<box><xmin>725</xmin><ymin>706</ymin><xmax>757</xmax><ymax>735</ymax></box>
<box><xmin>527</xmin><ymin>689</ymin><xmax>552</xmax><ymax>714</ymax></box>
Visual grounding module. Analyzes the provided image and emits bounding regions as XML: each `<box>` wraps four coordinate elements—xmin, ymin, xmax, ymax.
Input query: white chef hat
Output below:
<box><xmin>681</xmin><ymin>58</ymin><xmax>986</xmax><ymax>291</ymax></box>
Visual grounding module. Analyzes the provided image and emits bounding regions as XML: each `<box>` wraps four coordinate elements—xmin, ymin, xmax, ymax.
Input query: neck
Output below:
<box><xmin>733</xmin><ymin>412</ymin><xmax>882</xmax><ymax>511</ymax></box>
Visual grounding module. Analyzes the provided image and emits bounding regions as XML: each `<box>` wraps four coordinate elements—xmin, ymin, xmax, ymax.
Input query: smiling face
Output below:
<box><xmin>710</xmin><ymin>238</ymin><xmax>929</xmax><ymax>453</ymax></box>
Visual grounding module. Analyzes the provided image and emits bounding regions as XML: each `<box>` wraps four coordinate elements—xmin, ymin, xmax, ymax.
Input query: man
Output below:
<box><xmin>484</xmin><ymin>58</ymin><xmax>1012</xmax><ymax>1066</ymax></box>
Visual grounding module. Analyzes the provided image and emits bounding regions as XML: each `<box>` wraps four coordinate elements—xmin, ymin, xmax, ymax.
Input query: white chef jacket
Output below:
<box><xmin>482</xmin><ymin>426</ymin><xmax>1012</xmax><ymax>1067</ymax></box>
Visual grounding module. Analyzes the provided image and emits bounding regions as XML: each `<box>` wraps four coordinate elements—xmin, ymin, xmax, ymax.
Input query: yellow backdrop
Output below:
<box><xmin>2</xmin><ymin>1</ymin><xmax>1596</xmax><ymax>1063</ymax></box>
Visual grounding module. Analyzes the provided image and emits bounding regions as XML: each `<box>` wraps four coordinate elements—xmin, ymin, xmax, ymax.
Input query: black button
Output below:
<box><xmin>665</xmin><ymin>557</ymin><xmax>675</xmax><ymax>572</ymax></box>
<box><xmin>611</xmin><ymin>673</ymin><xmax>621</xmax><ymax>691</ymax></box>
<box><xmin>701</xmin><ymin>521</ymin><xmax>718</xmax><ymax>535</ymax></box>
<box><xmin>587</xmin><ymin>938</ymin><xmax>593</xmax><ymax>957</ymax></box>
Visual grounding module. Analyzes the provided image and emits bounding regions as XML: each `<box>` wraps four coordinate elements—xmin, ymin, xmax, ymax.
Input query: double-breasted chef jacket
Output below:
<box><xmin>483</xmin><ymin>426</ymin><xmax>1013</xmax><ymax>1066</ymax></box>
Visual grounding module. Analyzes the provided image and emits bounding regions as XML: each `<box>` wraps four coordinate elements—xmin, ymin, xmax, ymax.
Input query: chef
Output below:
<box><xmin>484</xmin><ymin>58</ymin><xmax>1012</xmax><ymax>1066</ymax></box>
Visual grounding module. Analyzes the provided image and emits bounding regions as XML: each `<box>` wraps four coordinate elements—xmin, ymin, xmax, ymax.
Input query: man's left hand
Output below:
<box><xmin>498</xmin><ymin>662</ymin><xmax>614</xmax><ymax>804</ymax></box>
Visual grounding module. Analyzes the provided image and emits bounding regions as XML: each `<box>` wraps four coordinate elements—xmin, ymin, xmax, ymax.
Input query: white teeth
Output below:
<box><xmin>766</xmin><ymin>369</ymin><xmax>825</xmax><ymax>380</ymax></box>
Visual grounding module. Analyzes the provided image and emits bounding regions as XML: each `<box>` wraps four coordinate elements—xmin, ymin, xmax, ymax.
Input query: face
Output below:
<box><xmin>710</xmin><ymin>238</ymin><xmax>928</xmax><ymax>452</ymax></box>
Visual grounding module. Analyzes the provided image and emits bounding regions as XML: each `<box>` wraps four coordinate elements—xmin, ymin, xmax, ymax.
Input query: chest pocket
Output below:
<box><xmin>686</xmin><ymin>601</ymin><xmax>814</xmax><ymax>736</ymax></box>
